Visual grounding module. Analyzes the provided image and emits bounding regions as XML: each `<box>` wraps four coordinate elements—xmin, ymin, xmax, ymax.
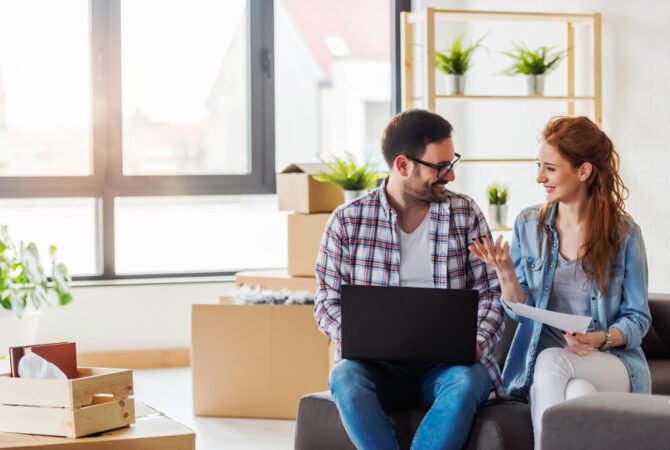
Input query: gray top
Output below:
<box><xmin>539</xmin><ymin>252</ymin><xmax>592</xmax><ymax>350</ymax></box>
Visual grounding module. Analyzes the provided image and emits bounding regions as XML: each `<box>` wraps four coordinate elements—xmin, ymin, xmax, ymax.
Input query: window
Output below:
<box><xmin>0</xmin><ymin>0</ymin><xmax>404</xmax><ymax>280</ymax></box>
<box><xmin>0</xmin><ymin>1</ymin><xmax>91</xmax><ymax>176</ymax></box>
<box><xmin>274</xmin><ymin>0</ymin><xmax>393</xmax><ymax>171</ymax></box>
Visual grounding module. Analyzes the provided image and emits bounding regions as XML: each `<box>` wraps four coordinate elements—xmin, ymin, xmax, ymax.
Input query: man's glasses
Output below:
<box><xmin>407</xmin><ymin>153</ymin><xmax>461</xmax><ymax>179</ymax></box>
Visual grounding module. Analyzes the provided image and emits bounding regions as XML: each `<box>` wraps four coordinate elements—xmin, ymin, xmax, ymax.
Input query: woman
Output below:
<box><xmin>470</xmin><ymin>116</ymin><xmax>651</xmax><ymax>449</ymax></box>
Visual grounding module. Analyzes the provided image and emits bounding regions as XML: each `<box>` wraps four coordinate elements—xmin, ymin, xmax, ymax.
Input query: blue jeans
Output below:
<box><xmin>328</xmin><ymin>359</ymin><xmax>492</xmax><ymax>450</ymax></box>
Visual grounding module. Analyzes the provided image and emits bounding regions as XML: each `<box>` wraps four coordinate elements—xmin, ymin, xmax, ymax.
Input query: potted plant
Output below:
<box><xmin>486</xmin><ymin>183</ymin><xmax>509</xmax><ymax>228</ymax></box>
<box><xmin>502</xmin><ymin>42</ymin><xmax>567</xmax><ymax>95</ymax></box>
<box><xmin>435</xmin><ymin>33</ymin><xmax>486</xmax><ymax>95</ymax></box>
<box><xmin>0</xmin><ymin>225</ymin><xmax>72</xmax><ymax>360</ymax></box>
<box><xmin>314</xmin><ymin>154</ymin><xmax>383</xmax><ymax>203</ymax></box>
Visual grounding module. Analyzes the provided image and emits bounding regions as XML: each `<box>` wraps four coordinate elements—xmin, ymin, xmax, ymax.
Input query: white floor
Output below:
<box><xmin>133</xmin><ymin>367</ymin><xmax>296</xmax><ymax>450</ymax></box>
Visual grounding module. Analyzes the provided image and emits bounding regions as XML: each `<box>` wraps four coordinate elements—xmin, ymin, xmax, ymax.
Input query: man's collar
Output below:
<box><xmin>378</xmin><ymin>177</ymin><xmax>393</xmax><ymax>221</ymax></box>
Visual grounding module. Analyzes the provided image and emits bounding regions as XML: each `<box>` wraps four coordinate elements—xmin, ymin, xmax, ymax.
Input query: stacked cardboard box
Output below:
<box><xmin>279</xmin><ymin>163</ymin><xmax>342</xmax><ymax>278</ymax></box>
<box><xmin>192</xmin><ymin>299</ymin><xmax>332</xmax><ymax>419</ymax></box>
<box><xmin>191</xmin><ymin>164</ymin><xmax>342</xmax><ymax>419</ymax></box>
<box><xmin>235</xmin><ymin>163</ymin><xmax>342</xmax><ymax>289</ymax></box>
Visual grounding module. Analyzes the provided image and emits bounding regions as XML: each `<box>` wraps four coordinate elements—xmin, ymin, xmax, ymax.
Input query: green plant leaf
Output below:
<box><xmin>435</xmin><ymin>32</ymin><xmax>486</xmax><ymax>75</ymax></box>
<box><xmin>0</xmin><ymin>225</ymin><xmax>12</xmax><ymax>254</ymax></box>
<box><xmin>0</xmin><ymin>226</ymin><xmax>72</xmax><ymax>316</ymax></box>
<box><xmin>315</xmin><ymin>153</ymin><xmax>381</xmax><ymax>191</ymax></box>
<box><xmin>486</xmin><ymin>183</ymin><xmax>509</xmax><ymax>205</ymax></box>
<box><xmin>10</xmin><ymin>289</ymin><xmax>25</xmax><ymax>318</ymax></box>
<box><xmin>59</xmin><ymin>292</ymin><xmax>73</xmax><ymax>306</ymax></box>
<box><xmin>502</xmin><ymin>42</ymin><xmax>567</xmax><ymax>76</ymax></box>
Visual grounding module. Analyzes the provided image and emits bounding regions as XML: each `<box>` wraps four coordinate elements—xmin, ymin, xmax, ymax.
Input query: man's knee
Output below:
<box><xmin>434</xmin><ymin>364</ymin><xmax>490</xmax><ymax>400</ymax></box>
<box><xmin>328</xmin><ymin>359</ymin><xmax>372</xmax><ymax>393</ymax></box>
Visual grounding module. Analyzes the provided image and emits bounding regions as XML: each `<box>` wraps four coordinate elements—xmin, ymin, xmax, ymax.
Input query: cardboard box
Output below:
<box><xmin>288</xmin><ymin>213</ymin><xmax>331</xmax><ymax>277</ymax></box>
<box><xmin>191</xmin><ymin>303</ymin><xmax>330</xmax><ymax>419</ymax></box>
<box><xmin>0</xmin><ymin>367</ymin><xmax>135</xmax><ymax>438</ymax></box>
<box><xmin>277</xmin><ymin>163</ymin><xmax>343</xmax><ymax>213</ymax></box>
<box><xmin>0</xmin><ymin>402</ymin><xmax>195</xmax><ymax>449</ymax></box>
<box><xmin>235</xmin><ymin>269</ymin><xmax>317</xmax><ymax>293</ymax></box>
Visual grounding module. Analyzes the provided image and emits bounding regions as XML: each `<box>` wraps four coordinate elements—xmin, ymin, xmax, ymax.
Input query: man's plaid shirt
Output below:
<box><xmin>314</xmin><ymin>178</ymin><xmax>506</xmax><ymax>396</ymax></box>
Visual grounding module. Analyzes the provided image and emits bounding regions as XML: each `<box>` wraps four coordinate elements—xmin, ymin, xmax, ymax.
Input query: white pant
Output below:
<box><xmin>529</xmin><ymin>347</ymin><xmax>631</xmax><ymax>450</ymax></box>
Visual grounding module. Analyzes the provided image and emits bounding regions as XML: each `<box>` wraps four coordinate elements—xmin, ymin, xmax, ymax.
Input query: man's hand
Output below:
<box><xmin>563</xmin><ymin>331</ymin><xmax>606</xmax><ymax>356</ymax></box>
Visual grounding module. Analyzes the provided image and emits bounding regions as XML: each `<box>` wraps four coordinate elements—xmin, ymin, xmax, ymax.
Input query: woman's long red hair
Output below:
<box><xmin>539</xmin><ymin>116</ymin><xmax>630</xmax><ymax>294</ymax></box>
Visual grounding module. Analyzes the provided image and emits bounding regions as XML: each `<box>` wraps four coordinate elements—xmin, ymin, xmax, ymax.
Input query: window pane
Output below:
<box><xmin>115</xmin><ymin>196</ymin><xmax>286</xmax><ymax>274</ymax></box>
<box><xmin>0</xmin><ymin>1</ymin><xmax>91</xmax><ymax>176</ymax></box>
<box><xmin>120</xmin><ymin>0</ymin><xmax>249</xmax><ymax>176</ymax></box>
<box><xmin>0</xmin><ymin>198</ymin><xmax>99</xmax><ymax>276</ymax></box>
<box><xmin>275</xmin><ymin>0</ymin><xmax>392</xmax><ymax>172</ymax></box>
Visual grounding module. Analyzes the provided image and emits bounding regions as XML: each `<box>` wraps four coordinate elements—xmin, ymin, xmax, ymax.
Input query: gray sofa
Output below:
<box><xmin>294</xmin><ymin>296</ymin><xmax>670</xmax><ymax>449</ymax></box>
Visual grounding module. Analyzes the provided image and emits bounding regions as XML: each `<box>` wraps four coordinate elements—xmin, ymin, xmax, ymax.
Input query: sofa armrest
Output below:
<box><xmin>542</xmin><ymin>393</ymin><xmax>670</xmax><ymax>450</ymax></box>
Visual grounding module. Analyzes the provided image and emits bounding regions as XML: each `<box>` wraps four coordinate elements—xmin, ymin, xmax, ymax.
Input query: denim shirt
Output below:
<box><xmin>502</xmin><ymin>203</ymin><xmax>651</xmax><ymax>399</ymax></box>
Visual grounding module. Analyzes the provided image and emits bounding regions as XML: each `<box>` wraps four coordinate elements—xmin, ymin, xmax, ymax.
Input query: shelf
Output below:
<box><xmin>435</xmin><ymin>94</ymin><xmax>595</xmax><ymax>101</ymax></box>
<box><xmin>491</xmin><ymin>227</ymin><xmax>513</xmax><ymax>232</ymax></box>
<box><xmin>408</xmin><ymin>10</ymin><xmax>595</xmax><ymax>24</ymax></box>
<box><xmin>400</xmin><ymin>8</ymin><xmax>602</xmax><ymax>126</ymax></box>
<box><xmin>461</xmin><ymin>158</ymin><xmax>535</xmax><ymax>163</ymax></box>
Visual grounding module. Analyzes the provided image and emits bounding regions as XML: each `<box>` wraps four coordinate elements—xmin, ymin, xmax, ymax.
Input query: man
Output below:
<box><xmin>314</xmin><ymin>109</ymin><xmax>505</xmax><ymax>449</ymax></box>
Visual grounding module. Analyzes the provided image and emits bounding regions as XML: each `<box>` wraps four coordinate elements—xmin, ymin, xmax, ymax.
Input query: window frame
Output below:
<box><xmin>0</xmin><ymin>0</ymin><xmax>406</xmax><ymax>281</ymax></box>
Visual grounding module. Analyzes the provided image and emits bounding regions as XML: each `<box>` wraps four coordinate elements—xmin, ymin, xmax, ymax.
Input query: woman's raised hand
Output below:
<box><xmin>469</xmin><ymin>235</ymin><xmax>514</xmax><ymax>277</ymax></box>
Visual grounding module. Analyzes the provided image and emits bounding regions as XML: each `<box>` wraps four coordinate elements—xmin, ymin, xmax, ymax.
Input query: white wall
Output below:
<box><xmin>415</xmin><ymin>0</ymin><xmax>670</xmax><ymax>293</ymax></box>
<box><xmin>35</xmin><ymin>281</ymin><xmax>235</xmax><ymax>353</ymax></box>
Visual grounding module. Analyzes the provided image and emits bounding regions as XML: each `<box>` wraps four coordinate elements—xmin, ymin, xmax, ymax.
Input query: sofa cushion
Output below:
<box><xmin>649</xmin><ymin>359</ymin><xmax>670</xmax><ymax>395</ymax></box>
<box><xmin>294</xmin><ymin>391</ymin><xmax>532</xmax><ymax>450</ymax></box>
<box><xmin>643</xmin><ymin>298</ymin><xmax>670</xmax><ymax>358</ymax></box>
<box><xmin>542</xmin><ymin>392</ymin><xmax>670</xmax><ymax>450</ymax></box>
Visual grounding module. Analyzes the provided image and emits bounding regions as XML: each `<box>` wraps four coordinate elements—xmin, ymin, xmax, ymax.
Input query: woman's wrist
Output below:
<box><xmin>497</xmin><ymin>268</ymin><xmax>517</xmax><ymax>284</ymax></box>
<box><xmin>595</xmin><ymin>330</ymin><xmax>608</xmax><ymax>348</ymax></box>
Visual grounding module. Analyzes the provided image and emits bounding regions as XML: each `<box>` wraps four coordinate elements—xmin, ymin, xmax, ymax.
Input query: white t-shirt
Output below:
<box><xmin>398</xmin><ymin>212</ymin><xmax>433</xmax><ymax>288</ymax></box>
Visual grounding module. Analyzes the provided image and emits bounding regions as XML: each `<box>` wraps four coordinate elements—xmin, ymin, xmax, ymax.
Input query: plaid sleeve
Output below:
<box><xmin>314</xmin><ymin>210</ymin><xmax>351</xmax><ymax>343</ymax></box>
<box><xmin>465</xmin><ymin>200</ymin><xmax>504</xmax><ymax>359</ymax></box>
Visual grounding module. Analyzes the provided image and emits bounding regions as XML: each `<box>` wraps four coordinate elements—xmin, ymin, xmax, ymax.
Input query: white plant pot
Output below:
<box><xmin>488</xmin><ymin>204</ymin><xmax>509</xmax><ymax>229</ymax></box>
<box><xmin>342</xmin><ymin>189</ymin><xmax>368</xmax><ymax>203</ymax></box>
<box><xmin>444</xmin><ymin>74</ymin><xmax>466</xmax><ymax>95</ymax></box>
<box><xmin>0</xmin><ymin>307</ymin><xmax>41</xmax><ymax>360</ymax></box>
<box><xmin>524</xmin><ymin>74</ymin><xmax>545</xmax><ymax>96</ymax></box>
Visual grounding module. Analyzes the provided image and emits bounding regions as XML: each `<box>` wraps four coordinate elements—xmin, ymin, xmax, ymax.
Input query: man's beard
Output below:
<box><xmin>403</xmin><ymin>175</ymin><xmax>450</xmax><ymax>203</ymax></box>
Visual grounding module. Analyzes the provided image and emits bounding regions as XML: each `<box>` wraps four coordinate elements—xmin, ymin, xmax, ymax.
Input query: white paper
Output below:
<box><xmin>504</xmin><ymin>300</ymin><xmax>592</xmax><ymax>334</ymax></box>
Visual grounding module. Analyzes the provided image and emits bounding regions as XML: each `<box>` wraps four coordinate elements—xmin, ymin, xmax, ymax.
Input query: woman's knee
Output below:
<box><xmin>533</xmin><ymin>347</ymin><xmax>573</xmax><ymax>382</ymax></box>
<box><xmin>565</xmin><ymin>378</ymin><xmax>597</xmax><ymax>400</ymax></box>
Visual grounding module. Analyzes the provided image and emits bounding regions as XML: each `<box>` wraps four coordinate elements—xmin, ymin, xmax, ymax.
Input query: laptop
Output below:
<box><xmin>340</xmin><ymin>285</ymin><xmax>478</xmax><ymax>365</ymax></box>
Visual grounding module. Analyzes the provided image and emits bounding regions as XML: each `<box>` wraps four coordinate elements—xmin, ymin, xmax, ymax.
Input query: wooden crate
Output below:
<box><xmin>0</xmin><ymin>367</ymin><xmax>135</xmax><ymax>438</ymax></box>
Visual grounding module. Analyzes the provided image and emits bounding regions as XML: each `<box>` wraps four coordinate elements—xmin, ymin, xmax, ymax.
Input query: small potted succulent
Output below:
<box><xmin>502</xmin><ymin>42</ymin><xmax>567</xmax><ymax>95</ymax></box>
<box><xmin>0</xmin><ymin>225</ymin><xmax>72</xmax><ymax>360</ymax></box>
<box><xmin>486</xmin><ymin>183</ymin><xmax>509</xmax><ymax>228</ymax></box>
<box><xmin>435</xmin><ymin>33</ymin><xmax>486</xmax><ymax>95</ymax></box>
<box><xmin>314</xmin><ymin>154</ymin><xmax>383</xmax><ymax>203</ymax></box>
